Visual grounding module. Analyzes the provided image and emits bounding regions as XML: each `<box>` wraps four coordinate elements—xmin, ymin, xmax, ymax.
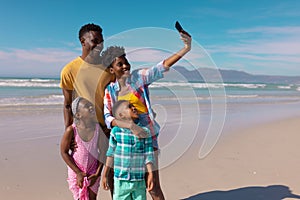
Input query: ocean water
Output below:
<box><xmin>1</xmin><ymin>77</ymin><xmax>299</xmax><ymax>106</ymax></box>
<box><xmin>0</xmin><ymin>77</ymin><xmax>299</xmax><ymax>130</ymax></box>
<box><xmin>0</xmin><ymin>78</ymin><xmax>63</xmax><ymax>106</ymax></box>
<box><xmin>1</xmin><ymin>77</ymin><xmax>299</xmax><ymax>160</ymax></box>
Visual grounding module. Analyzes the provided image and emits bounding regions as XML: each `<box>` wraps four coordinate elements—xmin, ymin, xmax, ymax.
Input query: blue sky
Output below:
<box><xmin>0</xmin><ymin>0</ymin><xmax>300</xmax><ymax>77</ymax></box>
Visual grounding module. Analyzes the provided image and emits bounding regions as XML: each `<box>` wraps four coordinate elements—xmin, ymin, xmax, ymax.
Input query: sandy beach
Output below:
<box><xmin>0</xmin><ymin>104</ymin><xmax>300</xmax><ymax>200</ymax></box>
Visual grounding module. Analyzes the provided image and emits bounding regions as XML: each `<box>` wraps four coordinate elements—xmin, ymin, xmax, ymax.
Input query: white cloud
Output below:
<box><xmin>228</xmin><ymin>26</ymin><xmax>300</xmax><ymax>35</ymax></box>
<box><xmin>208</xmin><ymin>39</ymin><xmax>300</xmax><ymax>56</ymax></box>
<box><xmin>231</xmin><ymin>53</ymin><xmax>300</xmax><ymax>63</ymax></box>
<box><xmin>206</xmin><ymin>26</ymin><xmax>300</xmax><ymax>75</ymax></box>
<box><xmin>125</xmin><ymin>48</ymin><xmax>170</xmax><ymax>63</ymax></box>
<box><xmin>123</xmin><ymin>46</ymin><xmax>214</xmax><ymax>72</ymax></box>
<box><xmin>0</xmin><ymin>48</ymin><xmax>78</xmax><ymax>77</ymax></box>
<box><xmin>208</xmin><ymin>26</ymin><xmax>300</xmax><ymax>56</ymax></box>
<box><xmin>0</xmin><ymin>48</ymin><xmax>77</xmax><ymax>63</ymax></box>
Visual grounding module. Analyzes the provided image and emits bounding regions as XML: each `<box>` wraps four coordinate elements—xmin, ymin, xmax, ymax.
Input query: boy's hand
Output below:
<box><xmin>101</xmin><ymin>176</ymin><xmax>110</xmax><ymax>190</ymax></box>
<box><xmin>147</xmin><ymin>172</ymin><xmax>154</xmax><ymax>191</ymax></box>
<box><xmin>76</xmin><ymin>171</ymin><xmax>87</xmax><ymax>188</ymax></box>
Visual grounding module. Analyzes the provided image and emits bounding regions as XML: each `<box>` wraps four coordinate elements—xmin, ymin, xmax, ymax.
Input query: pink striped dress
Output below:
<box><xmin>67</xmin><ymin>123</ymin><xmax>101</xmax><ymax>199</ymax></box>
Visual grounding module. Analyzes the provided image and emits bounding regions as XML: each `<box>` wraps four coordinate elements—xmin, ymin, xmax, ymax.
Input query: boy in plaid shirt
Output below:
<box><xmin>101</xmin><ymin>100</ymin><xmax>154</xmax><ymax>200</ymax></box>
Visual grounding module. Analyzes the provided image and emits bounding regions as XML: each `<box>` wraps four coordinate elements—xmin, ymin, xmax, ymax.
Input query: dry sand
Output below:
<box><xmin>0</xmin><ymin>105</ymin><xmax>299</xmax><ymax>199</ymax></box>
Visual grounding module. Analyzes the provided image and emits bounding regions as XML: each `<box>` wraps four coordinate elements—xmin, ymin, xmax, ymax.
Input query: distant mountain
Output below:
<box><xmin>167</xmin><ymin>66</ymin><xmax>300</xmax><ymax>84</ymax></box>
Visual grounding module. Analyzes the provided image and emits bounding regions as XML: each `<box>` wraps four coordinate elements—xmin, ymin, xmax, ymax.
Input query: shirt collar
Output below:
<box><xmin>112</xmin><ymin>80</ymin><xmax>120</xmax><ymax>91</ymax></box>
<box><xmin>112</xmin><ymin>78</ymin><xmax>132</xmax><ymax>92</ymax></box>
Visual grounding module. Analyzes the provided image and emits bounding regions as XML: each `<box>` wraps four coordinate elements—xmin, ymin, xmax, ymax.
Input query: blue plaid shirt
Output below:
<box><xmin>106</xmin><ymin>125</ymin><xmax>154</xmax><ymax>181</ymax></box>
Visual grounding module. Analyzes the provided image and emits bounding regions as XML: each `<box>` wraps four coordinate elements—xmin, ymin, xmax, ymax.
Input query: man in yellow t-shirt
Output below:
<box><xmin>60</xmin><ymin>23</ymin><xmax>116</xmax><ymax>198</ymax></box>
<box><xmin>60</xmin><ymin>23</ymin><xmax>113</xmax><ymax>135</ymax></box>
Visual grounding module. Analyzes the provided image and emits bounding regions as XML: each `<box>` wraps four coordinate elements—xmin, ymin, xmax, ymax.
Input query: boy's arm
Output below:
<box><xmin>60</xmin><ymin>126</ymin><xmax>86</xmax><ymax>188</ymax></box>
<box><xmin>144</xmin><ymin>128</ymin><xmax>155</xmax><ymax>165</ymax></box>
<box><xmin>101</xmin><ymin>156</ymin><xmax>114</xmax><ymax>190</ymax></box>
<box><xmin>143</xmin><ymin>128</ymin><xmax>155</xmax><ymax>191</ymax></box>
<box><xmin>146</xmin><ymin>162</ymin><xmax>154</xmax><ymax>191</ymax></box>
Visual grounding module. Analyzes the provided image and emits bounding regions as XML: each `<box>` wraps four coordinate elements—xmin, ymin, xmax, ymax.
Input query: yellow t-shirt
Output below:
<box><xmin>60</xmin><ymin>57</ymin><xmax>113</xmax><ymax>126</ymax></box>
<box><xmin>60</xmin><ymin>57</ymin><xmax>83</xmax><ymax>90</ymax></box>
<box><xmin>118</xmin><ymin>92</ymin><xmax>147</xmax><ymax>114</ymax></box>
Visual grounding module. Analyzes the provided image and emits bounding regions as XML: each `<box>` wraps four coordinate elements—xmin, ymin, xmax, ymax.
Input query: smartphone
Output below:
<box><xmin>175</xmin><ymin>21</ymin><xmax>191</xmax><ymax>37</ymax></box>
<box><xmin>175</xmin><ymin>21</ymin><xmax>183</xmax><ymax>32</ymax></box>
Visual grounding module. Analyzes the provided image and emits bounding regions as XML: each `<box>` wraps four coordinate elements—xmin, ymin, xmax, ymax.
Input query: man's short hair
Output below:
<box><xmin>79</xmin><ymin>23</ymin><xmax>102</xmax><ymax>40</ymax></box>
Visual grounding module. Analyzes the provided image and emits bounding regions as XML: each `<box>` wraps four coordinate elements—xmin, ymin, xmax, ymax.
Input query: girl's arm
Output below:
<box><xmin>103</xmin><ymin>87</ymin><xmax>115</xmax><ymax>130</ymax></box>
<box><xmin>133</xmin><ymin>32</ymin><xmax>192</xmax><ymax>87</ymax></box>
<box><xmin>87</xmin><ymin>161</ymin><xmax>103</xmax><ymax>187</ymax></box>
<box><xmin>60</xmin><ymin>126</ymin><xmax>86</xmax><ymax>188</ymax></box>
<box><xmin>163</xmin><ymin>32</ymin><xmax>191</xmax><ymax>69</ymax></box>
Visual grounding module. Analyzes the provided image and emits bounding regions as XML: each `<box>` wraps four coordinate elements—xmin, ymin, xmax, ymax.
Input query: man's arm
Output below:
<box><xmin>62</xmin><ymin>88</ymin><xmax>73</xmax><ymax>129</ymax></box>
<box><xmin>101</xmin><ymin>130</ymin><xmax>116</xmax><ymax>191</ymax></box>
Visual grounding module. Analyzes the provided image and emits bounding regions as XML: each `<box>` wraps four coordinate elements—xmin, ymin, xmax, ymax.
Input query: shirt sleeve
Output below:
<box><xmin>106</xmin><ymin>127</ymin><xmax>119</xmax><ymax>157</ymax></box>
<box><xmin>60</xmin><ymin>58</ymin><xmax>80</xmax><ymax>90</ymax></box>
<box><xmin>144</xmin><ymin>127</ymin><xmax>154</xmax><ymax>165</ymax></box>
<box><xmin>60</xmin><ymin>66</ymin><xmax>74</xmax><ymax>90</ymax></box>
<box><xmin>130</xmin><ymin>61</ymin><xmax>168</xmax><ymax>88</ymax></box>
<box><xmin>103</xmin><ymin>86</ymin><xmax>115</xmax><ymax>129</ymax></box>
<box><xmin>106</xmin><ymin>127</ymin><xmax>117</xmax><ymax>157</ymax></box>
